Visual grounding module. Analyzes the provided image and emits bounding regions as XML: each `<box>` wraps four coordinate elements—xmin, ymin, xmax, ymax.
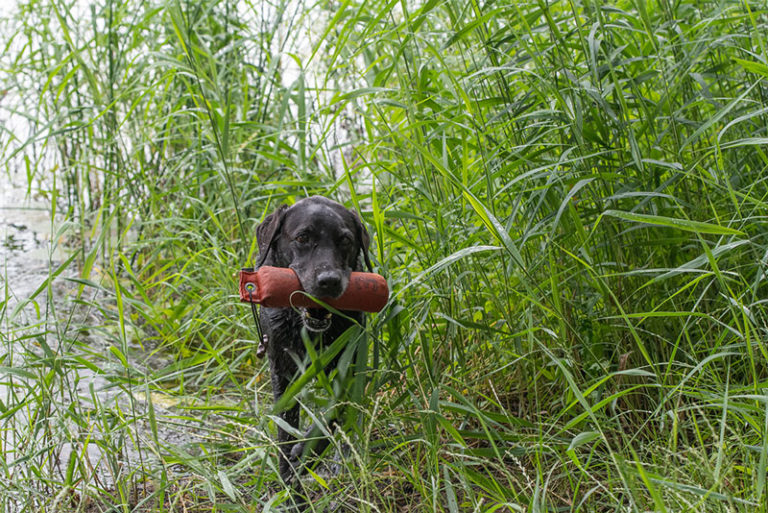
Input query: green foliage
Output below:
<box><xmin>1</xmin><ymin>0</ymin><xmax>767</xmax><ymax>511</ymax></box>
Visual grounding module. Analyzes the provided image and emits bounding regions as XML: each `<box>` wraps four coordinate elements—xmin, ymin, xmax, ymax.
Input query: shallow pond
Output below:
<box><xmin>1</xmin><ymin>177</ymin><xmax>216</xmax><ymax>508</ymax></box>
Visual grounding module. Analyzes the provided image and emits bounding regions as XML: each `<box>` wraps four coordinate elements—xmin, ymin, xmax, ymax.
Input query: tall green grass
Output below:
<box><xmin>1</xmin><ymin>0</ymin><xmax>767</xmax><ymax>511</ymax></box>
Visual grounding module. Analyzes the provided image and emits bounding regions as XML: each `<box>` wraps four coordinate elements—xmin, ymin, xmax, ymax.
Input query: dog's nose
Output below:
<box><xmin>316</xmin><ymin>270</ymin><xmax>343</xmax><ymax>297</ymax></box>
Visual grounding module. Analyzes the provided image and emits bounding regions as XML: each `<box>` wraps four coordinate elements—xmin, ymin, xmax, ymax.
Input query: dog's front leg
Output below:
<box><xmin>270</xmin><ymin>362</ymin><xmax>301</xmax><ymax>482</ymax></box>
<box><xmin>290</xmin><ymin>414</ymin><xmax>339</xmax><ymax>464</ymax></box>
<box><xmin>262</xmin><ymin>308</ymin><xmax>306</xmax><ymax>482</ymax></box>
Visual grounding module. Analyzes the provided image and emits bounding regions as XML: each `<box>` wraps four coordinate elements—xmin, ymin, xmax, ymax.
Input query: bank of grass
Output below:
<box><xmin>1</xmin><ymin>0</ymin><xmax>767</xmax><ymax>511</ymax></box>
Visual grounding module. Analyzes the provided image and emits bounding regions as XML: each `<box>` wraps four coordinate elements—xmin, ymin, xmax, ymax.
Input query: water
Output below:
<box><xmin>0</xmin><ymin>30</ymin><xmax>204</xmax><ymax>490</ymax></box>
<box><xmin>0</xmin><ymin>176</ymin><xmax>206</xmax><ymax>505</ymax></box>
<box><xmin>0</xmin><ymin>178</ymin><xmax>62</xmax><ymax>302</ymax></box>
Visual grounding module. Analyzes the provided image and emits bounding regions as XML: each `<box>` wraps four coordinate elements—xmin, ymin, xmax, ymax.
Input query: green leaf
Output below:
<box><xmin>734</xmin><ymin>57</ymin><xmax>768</xmax><ymax>78</ymax></box>
<box><xmin>108</xmin><ymin>346</ymin><xmax>128</xmax><ymax>368</ymax></box>
<box><xmin>603</xmin><ymin>210</ymin><xmax>743</xmax><ymax>235</ymax></box>
<box><xmin>217</xmin><ymin>470</ymin><xmax>238</xmax><ymax>500</ymax></box>
<box><xmin>306</xmin><ymin>467</ymin><xmax>329</xmax><ymax>489</ymax></box>
<box><xmin>567</xmin><ymin>431</ymin><xmax>601</xmax><ymax>454</ymax></box>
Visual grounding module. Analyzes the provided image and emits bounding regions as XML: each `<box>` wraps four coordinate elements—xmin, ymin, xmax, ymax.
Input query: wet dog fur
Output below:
<box><xmin>256</xmin><ymin>196</ymin><xmax>370</xmax><ymax>482</ymax></box>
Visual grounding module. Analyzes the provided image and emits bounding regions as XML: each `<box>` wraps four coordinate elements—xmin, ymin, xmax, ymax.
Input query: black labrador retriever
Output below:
<box><xmin>256</xmin><ymin>196</ymin><xmax>371</xmax><ymax>482</ymax></box>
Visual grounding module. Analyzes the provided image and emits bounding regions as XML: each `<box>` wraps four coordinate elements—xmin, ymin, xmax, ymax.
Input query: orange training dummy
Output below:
<box><xmin>239</xmin><ymin>266</ymin><xmax>388</xmax><ymax>312</ymax></box>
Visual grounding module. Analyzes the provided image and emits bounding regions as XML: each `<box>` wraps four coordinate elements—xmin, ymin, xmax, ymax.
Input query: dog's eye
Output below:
<box><xmin>294</xmin><ymin>234</ymin><xmax>310</xmax><ymax>244</ymax></box>
<box><xmin>340</xmin><ymin>236</ymin><xmax>353</xmax><ymax>248</ymax></box>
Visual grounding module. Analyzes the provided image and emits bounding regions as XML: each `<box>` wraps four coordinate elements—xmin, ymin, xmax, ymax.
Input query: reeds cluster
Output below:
<box><xmin>1</xmin><ymin>0</ymin><xmax>767</xmax><ymax>511</ymax></box>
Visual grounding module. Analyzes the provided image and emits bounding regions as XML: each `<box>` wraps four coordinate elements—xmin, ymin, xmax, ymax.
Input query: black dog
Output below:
<box><xmin>256</xmin><ymin>196</ymin><xmax>371</xmax><ymax>481</ymax></box>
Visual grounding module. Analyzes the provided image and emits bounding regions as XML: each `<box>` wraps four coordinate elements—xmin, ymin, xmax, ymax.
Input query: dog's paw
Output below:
<box><xmin>290</xmin><ymin>441</ymin><xmax>305</xmax><ymax>461</ymax></box>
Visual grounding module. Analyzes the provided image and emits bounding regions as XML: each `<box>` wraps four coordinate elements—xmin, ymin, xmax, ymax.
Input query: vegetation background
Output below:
<box><xmin>1</xmin><ymin>0</ymin><xmax>767</xmax><ymax>511</ymax></box>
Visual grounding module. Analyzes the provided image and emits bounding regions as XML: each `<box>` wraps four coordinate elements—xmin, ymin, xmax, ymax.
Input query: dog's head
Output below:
<box><xmin>256</xmin><ymin>196</ymin><xmax>371</xmax><ymax>331</ymax></box>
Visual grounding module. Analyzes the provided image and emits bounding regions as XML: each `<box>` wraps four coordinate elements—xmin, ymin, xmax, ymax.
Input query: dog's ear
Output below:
<box><xmin>256</xmin><ymin>204</ymin><xmax>288</xmax><ymax>267</ymax></box>
<box><xmin>349</xmin><ymin>208</ymin><xmax>373</xmax><ymax>272</ymax></box>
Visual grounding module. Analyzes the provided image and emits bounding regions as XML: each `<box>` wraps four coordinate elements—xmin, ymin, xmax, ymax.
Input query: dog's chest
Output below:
<box><xmin>261</xmin><ymin>307</ymin><xmax>356</xmax><ymax>356</ymax></box>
